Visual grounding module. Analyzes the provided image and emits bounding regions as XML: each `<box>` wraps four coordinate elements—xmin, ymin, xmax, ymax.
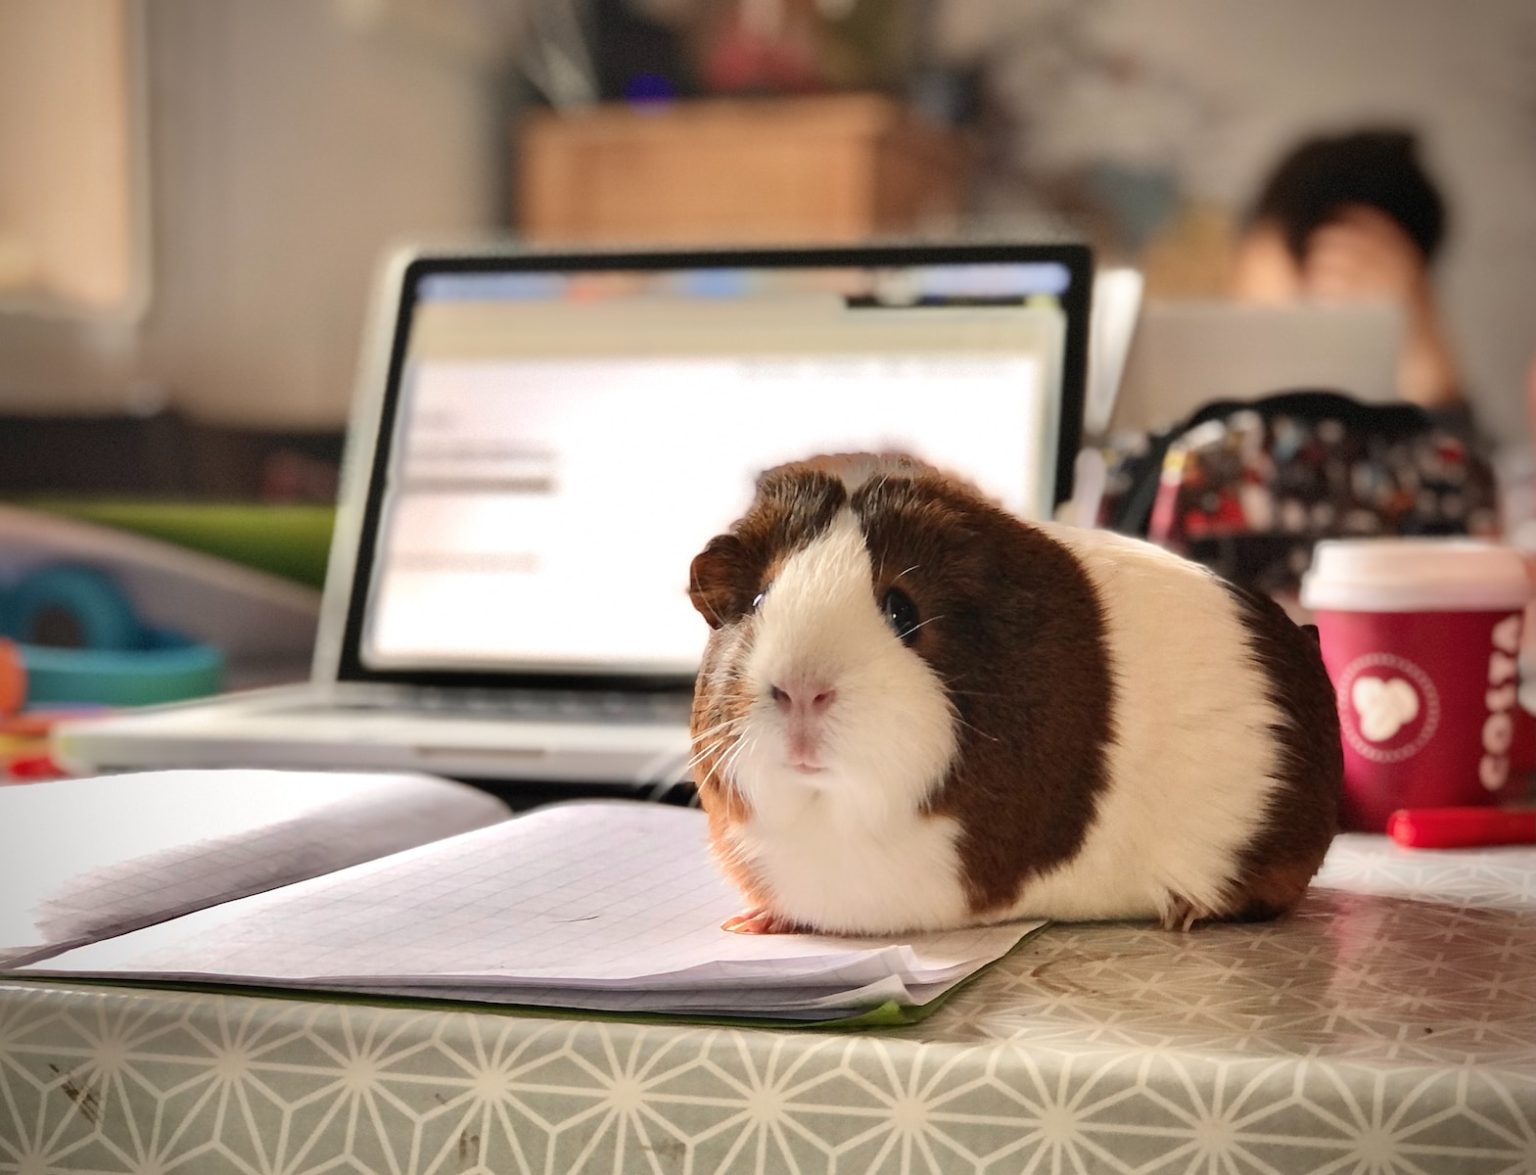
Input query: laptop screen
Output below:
<box><xmin>337</xmin><ymin>246</ymin><xmax>1091</xmax><ymax>688</ymax></box>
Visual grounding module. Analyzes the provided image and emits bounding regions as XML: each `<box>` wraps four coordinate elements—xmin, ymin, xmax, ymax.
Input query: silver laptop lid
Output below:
<box><xmin>316</xmin><ymin>244</ymin><xmax>1092</xmax><ymax>691</ymax></box>
<box><xmin>1108</xmin><ymin>301</ymin><xmax>1403</xmax><ymax>436</ymax></box>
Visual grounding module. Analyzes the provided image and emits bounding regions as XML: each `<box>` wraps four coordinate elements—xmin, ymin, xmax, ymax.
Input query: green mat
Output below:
<box><xmin>19</xmin><ymin>499</ymin><xmax>336</xmax><ymax>590</ymax></box>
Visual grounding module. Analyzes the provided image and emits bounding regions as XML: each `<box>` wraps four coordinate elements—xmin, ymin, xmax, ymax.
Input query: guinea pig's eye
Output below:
<box><xmin>881</xmin><ymin>587</ymin><xmax>921</xmax><ymax>645</ymax></box>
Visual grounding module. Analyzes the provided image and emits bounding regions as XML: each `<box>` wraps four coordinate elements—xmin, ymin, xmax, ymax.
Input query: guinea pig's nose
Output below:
<box><xmin>769</xmin><ymin>680</ymin><xmax>838</xmax><ymax>715</ymax></box>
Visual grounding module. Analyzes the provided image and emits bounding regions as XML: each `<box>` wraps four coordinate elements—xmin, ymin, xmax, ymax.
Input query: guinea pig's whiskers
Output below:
<box><xmin>684</xmin><ymin>736</ymin><xmax>724</xmax><ymax>765</ymax></box>
<box><xmin>719</xmin><ymin>732</ymin><xmax>757</xmax><ymax>792</ymax></box>
<box><xmin>714</xmin><ymin>747</ymin><xmax>743</xmax><ymax>793</ymax></box>
<box><xmin>904</xmin><ymin>613</ymin><xmax>945</xmax><ymax>637</ymax></box>
<box><xmin>724</xmin><ymin>732</ymin><xmax>753</xmax><ymax>773</ymax></box>
<box><xmin>936</xmin><ymin>673</ymin><xmax>1009</xmax><ymax>701</ymax></box>
<box><xmin>952</xmin><ymin>715</ymin><xmax>1001</xmax><ymax>744</ymax></box>
<box><xmin>683</xmin><ymin>722</ymin><xmax>746</xmax><ymax>774</ymax></box>
<box><xmin>682</xmin><ymin>741</ymin><xmax>724</xmax><ymax>775</ymax></box>
<box><xmin>689</xmin><ymin>716</ymin><xmax>742</xmax><ymax>744</ymax></box>
<box><xmin>927</xmin><ymin>678</ymin><xmax>1003</xmax><ymax>743</ymax></box>
<box><xmin>696</xmin><ymin>734</ymin><xmax>749</xmax><ymax>788</ymax></box>
<box><xmin>895</xmin><ymin>564</ymin><xmax>921</xmax><ymax>581</ymax></box>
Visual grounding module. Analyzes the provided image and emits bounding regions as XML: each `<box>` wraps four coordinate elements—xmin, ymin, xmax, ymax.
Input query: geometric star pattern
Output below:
<box><xmin>2</xmin><ymin>834</ymin><xmax>1534</xmax><ymax>1173</ymax></box>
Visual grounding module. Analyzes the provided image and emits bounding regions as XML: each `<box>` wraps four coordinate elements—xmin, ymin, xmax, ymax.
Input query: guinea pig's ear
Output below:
<box><xmin>689</xmin><ymin>534</ymin><xmax>750</xmax><ymax>629</ymax></box>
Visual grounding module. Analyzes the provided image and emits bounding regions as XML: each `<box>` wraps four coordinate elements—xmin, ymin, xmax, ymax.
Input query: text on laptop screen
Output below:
<box><xmin>361</xmin><ymin>260</ymin><xmax>1076</xmax><ymax>677</ymax></box>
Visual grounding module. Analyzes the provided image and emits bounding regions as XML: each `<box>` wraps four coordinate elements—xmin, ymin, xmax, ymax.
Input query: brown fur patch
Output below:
<box><xmin>688</xmin><ymin>465</ymin><xmax>847</xmax><ymax>629</ymax></box>
<box><xmin>848</xmin><ymin>469</ymin><xmax>1117</xmax><ymax>918</ymax></box>
<box><xmin>1219</xmin><ymin>583</ymin><xmax>1342</xmax><ymax>920</ymax></box>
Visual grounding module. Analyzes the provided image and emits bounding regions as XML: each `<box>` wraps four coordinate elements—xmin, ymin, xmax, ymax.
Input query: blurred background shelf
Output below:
<box><xmin>518</xmin><ymin>94</ymin><xmax>969</xmax><ymax>245</ymax></box>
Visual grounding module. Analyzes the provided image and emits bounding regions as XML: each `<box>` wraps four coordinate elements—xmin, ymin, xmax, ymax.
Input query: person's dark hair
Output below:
<box><xmin>1246</xmin><ymin>129</ymin><xmax>1447</xmax><ymax>265</ymax></box>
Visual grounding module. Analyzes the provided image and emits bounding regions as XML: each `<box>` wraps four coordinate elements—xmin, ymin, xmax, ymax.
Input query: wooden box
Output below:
<box><xmin>517</xmin><ymin>93</ymin><xmax>968</xmax><ymax>245</ymax></box>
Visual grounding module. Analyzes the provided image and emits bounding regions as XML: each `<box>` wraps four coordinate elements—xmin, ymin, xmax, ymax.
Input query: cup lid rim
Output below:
<box><xmin>1301</xmin><ymin>538</ymin><xmax>1532</xmax><ymax>611</ymax></box>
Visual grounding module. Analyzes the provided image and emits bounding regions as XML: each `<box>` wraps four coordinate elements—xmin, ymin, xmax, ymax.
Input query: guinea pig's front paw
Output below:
<box><xmin>1159</xmin><ymin>894</ymin><xmax>1218</xmax><ymax>933</ymax></box>
<box><xmin>721</xmin><ymin>906</ymin><xmax>803</xmax><ymax>935</ymax></box>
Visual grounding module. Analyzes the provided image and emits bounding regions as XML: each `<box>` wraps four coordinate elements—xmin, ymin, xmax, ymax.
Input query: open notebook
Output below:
<box><xmin>0</xmin><ymin>772</ymin><xmax>1043</xmax><ymax>1025</ymax></box>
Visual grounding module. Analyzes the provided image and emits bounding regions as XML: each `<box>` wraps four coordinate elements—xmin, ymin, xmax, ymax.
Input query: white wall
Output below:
<box><xmin>4</xmin><ymin>0</ymin><xmax>1531</xmax><ymax>448</ymax></box>
<box><xmin>0</xmin><ymin>0</ymin><xmax>510</xmax><ymax>428</ymax></box>
<box><xmin>943</xmin><ymin>0</ymin><xmax>1536</xmax><ymax>451</ymax></box>
<box><xmin>0</xmin><ymin>0</ymin><xmax>137</xmax><ymax>309</ymax></box>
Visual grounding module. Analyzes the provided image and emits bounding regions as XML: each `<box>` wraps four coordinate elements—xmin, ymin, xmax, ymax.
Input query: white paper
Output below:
<box><xmin>229</xmin><ymin>975</ymin><xmax>965</xmax><ymax>1022</ymax></box>
<box><xmin>25</xmin><ymin>802</ymin><xmax>1040</xmax><ymax>1014</ymax></box>
<box><xmin>0</xmin><ymin>769</ymin><xmax>509</xmax><ymax>966</ymax></box>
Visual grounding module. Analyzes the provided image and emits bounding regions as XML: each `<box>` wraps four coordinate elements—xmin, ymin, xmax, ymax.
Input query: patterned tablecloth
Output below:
<box><xmin>2</xmin><ymin>834</ymin><xmax>1533</xmax><ymax>1174</ymax></box>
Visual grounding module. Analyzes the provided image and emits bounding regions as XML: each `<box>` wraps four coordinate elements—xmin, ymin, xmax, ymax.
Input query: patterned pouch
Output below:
<box><xmin>1098</xmin><ymin>390</ymin><xmax>1500</xmax><ymax>599</ymax></box>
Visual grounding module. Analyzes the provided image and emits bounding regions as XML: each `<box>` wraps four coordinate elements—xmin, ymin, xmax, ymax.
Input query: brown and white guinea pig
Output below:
<box><xmin>686</xmin><ymin>452</ymin><xmax>1341</xmax><ymax>937</ymax></box>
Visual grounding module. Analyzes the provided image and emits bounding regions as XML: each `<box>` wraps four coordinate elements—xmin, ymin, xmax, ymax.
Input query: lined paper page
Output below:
<box><xmin>28</xmin><ymin>802</ymin><xmax>1038</xmax><ymax>1007</ymax></box>
<box><xmin>0</xmin><ymin>770</ymin><xmax>508</xmax><ymax>967</ymax></box>
<box><xmin>302</xmin><ymin>973</ymin><xmax>970</xmax><ymax>1020</ymax></box>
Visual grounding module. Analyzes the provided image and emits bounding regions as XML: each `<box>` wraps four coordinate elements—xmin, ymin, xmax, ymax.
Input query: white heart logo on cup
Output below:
<box><xmin>1337</xmin><ymin>653</ymin><xmax>1441</xmax><ymax>764</ymax></box>
<box><xmin>1350</xmin><ymin>675</ymin><xmax>1421</xmax><ymax>742</ymax></box>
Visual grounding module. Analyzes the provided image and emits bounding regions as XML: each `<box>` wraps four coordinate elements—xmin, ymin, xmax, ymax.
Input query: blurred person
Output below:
<box><xmin>1230</xmin><ymin>128</ymin><xmax>1467</xmax><ymax>430</ymax></box>
<box><xmin>1097</xmin><ymin>129</ymin><xmax>1503</xmax><ymax>598</ymax></box>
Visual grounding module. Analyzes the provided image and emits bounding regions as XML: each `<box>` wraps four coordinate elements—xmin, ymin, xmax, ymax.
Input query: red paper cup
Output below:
<box><xmin>1301</xmin><ymin>540</ymin><xmax>1533</xmax><ymax>832</ymax></box>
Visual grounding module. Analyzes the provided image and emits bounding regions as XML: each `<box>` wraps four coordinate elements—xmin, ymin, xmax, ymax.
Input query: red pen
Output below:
<box><xmin>4</xmin><ymin>752</ymin><xmax>65</xmax><ymax>782</ymax></box>
<box><xmin>1387</xmin><ymin>807</ymin><xmax>1536</xmax><ymax>849</ymax></box>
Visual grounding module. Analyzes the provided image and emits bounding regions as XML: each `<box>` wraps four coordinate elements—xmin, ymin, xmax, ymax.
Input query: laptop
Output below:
<box><xmin>1106</xmin><ymin>300</ymin><xmax>1404</xmax><ymax>436</ymax></box>
<box><xmin>55</xmin><ymin>242</ymin><xmax>1092</xmax><ymax>788</ymax></box>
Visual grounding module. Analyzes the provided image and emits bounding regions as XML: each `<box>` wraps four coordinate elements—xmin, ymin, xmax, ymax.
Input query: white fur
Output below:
<box><xmin>993</xmin><ymin>523</ymin><xmax>1286</xmax><ymax>923</ymax></box>
<box><xmin>731</xmin><ymin>510</ymin><xmax>969</xmax><ymax>933</ymax></box>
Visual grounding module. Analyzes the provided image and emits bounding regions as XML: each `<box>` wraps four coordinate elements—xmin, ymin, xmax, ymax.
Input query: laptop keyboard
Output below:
<box><xmin>318</xmin><ymin>689</ymin><xmax>693</xmax><ymax>725</ymax></box>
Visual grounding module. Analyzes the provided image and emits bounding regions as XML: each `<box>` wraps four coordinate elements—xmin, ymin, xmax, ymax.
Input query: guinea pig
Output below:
<box><xmin>686</xmin><ymin>452</ymin><xmax>1341</xmax><ymax>936</ymax></box>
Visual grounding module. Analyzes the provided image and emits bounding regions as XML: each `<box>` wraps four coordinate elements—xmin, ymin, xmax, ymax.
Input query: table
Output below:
<box><xmin>2</xmin><ymin>834</ymin><xmax>1533</xmax><ymax>1173</ymax></box>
